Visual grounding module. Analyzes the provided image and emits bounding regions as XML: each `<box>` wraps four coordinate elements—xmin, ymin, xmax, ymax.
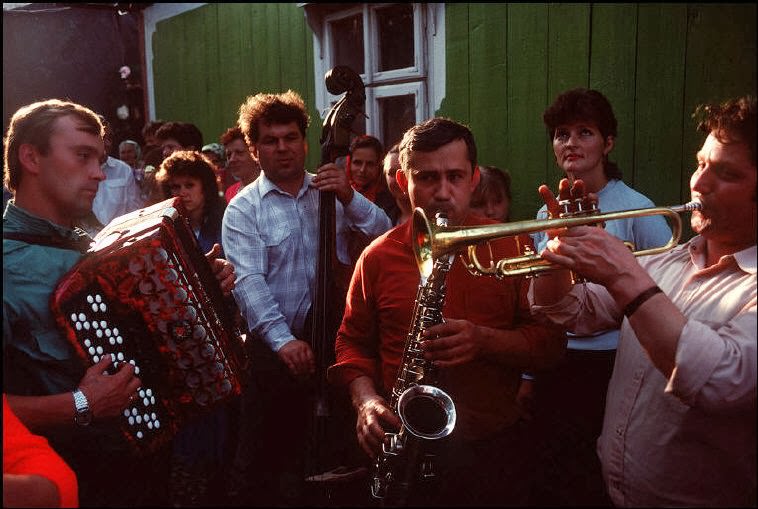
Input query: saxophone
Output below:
<box><xmin>371</xmin><ymin>211</ymin><xmax>457</xmax><ymax>506</ymax></box>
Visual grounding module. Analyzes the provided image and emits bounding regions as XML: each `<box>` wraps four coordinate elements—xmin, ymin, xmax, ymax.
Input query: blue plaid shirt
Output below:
<box><xmin>222</xmin><ymin>171</ymin><xmax>391</xmax><ymax>352</ymax></box>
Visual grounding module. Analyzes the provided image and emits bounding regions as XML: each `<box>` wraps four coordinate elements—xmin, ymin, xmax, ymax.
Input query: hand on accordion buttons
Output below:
<box><xmin>205</xmin><ymin>243</ymin><xmax>236</xmax><ymax>296</ymax></box>
<box><xmin>78</xmin><ymin>357</ymin><xmax>142</xmax><ymax>419</ymax></box>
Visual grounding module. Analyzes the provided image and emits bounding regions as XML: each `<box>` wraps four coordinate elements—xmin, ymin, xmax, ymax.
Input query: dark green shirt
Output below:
<box><xmin>2</xmin><ymin>201</ymin><xmax>165</xmax><ymax>506</ymax></box>
<box><xmin>3</xmin><ymin>201</ymin><xmax>91</xmax><ymax>395</ymax></box>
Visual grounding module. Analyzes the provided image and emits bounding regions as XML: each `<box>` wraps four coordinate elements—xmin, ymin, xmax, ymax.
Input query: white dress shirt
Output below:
<box><xmin>92</xmin><ymin>156</ymin><xmax>144</xmax><ymax>226</ymax></box>
<box><xmin>222</xmin><ymin>171</ymin><xmax>392</xmax><ymax>352</ymax></box>
<box><xmin>529</xmin><ymin>238</ymin><xmax>757</xmax><ymax>506</ymax></box>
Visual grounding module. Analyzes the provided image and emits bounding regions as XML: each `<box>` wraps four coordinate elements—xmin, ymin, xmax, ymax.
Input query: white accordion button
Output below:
<box><xmin>117</xmin><ymin>352</ymin><xmax>124</xmax><ymax>361</ymax></box>
<box><xmin>95</xmin><ymin>294</ymin><xmax>102</xmax><ymax>303</ymax></box>
<box><xmin>83</xmin><ymin>321</ymin><xmax>90</xmax><ymax>330</ymax></box>
<box><xmin>139</xmin><ymin>389</ymin><xmax>146</xmax><ymax>398</ymax></box>
<box><xmin>92</xmin><ymin>321</ymin><xmax>99</xmax><ymax>329</ymax></box>
<box><xmin>143</xmin><ymin>397</ymin><xmax>150</xmax><ymax>406</ymax></box>
<box><xmin>105</xmin><ymin>328</ymin><xmax>112</xmax><ymax>337</ymax></box>
<box><xmin>87</xmin><ymin>295</ymin><xmax>94</xmax><ymax>304</ymax></box>
<box><xmin>99</xmin><ymin>303</ymin><xmax>107</xmax><ymax>312</ymax></box>
<box><xmin>78</xmin><ymin>313</ymin><xmax>86</xmax><ymax>322</ymax></box>
<box><xmin>136</xmin><ymin>415</ymin><xmax>142</xmax><ymax>424</ymax></box>
<box><xmin>113</xmin><ymin>327</ymin><xmax>120</xmax><ymax>336</ymax></box>
<box><xmin>136</xmin><ymin>431</ymin><xmax>144</xmax><ymax>439</ymax></box>
<box><xmin>151</xmin><ymin>412</ymin><xmax>156</xmax><ymax>420</ymax></box>
<box><xmin>88</xmin><ymin>347</ymin><xmax>96</xmax><ymax>355</ymax></box>
<box><xmin>84</xmin><ymin>339</ymin><xmax>91</xmax><ymax>348</ymax></box>
<box><xmin>100</xmin><ymin>320</ymin><xmax>107</xmax><ymax>329</ymax></box>
<box><xmin>150</xmin><ymin>396</ymin><xmax>156</xmax><ymax>405</ymax></box>
<box><xmin>109</xmin><ymin>337</ymin><xmax>116</xmax><ymax>345</ymax></box>
<box><xmin>123</xmin><ymin>409</ymin><xmax>131</xmax><ymax>417</ymax></box>
<box><xmin>116</xmin><ymin>336</ymin><xmax>124</xmax><ymax>345</ymax></box>
<box><xmin>154</xmin><ymin>420</ymin><xmax>160</xmax><ymax>429</ymax></box>
<box><xmin>75</xmin><ymin>322</ymin><xmax>82</xmax><ymax>331</ymax></box>
<box><xmin>128</xmin><ymin>416</ymin><xmax>135</xmax><ymax>425</ymax></box>
<box><xmin>111</xmin><ymin>353</ymin><xmax>116</xmax><ymax>363</ymax></box>
<box><xmin>96</xmin><ymin>346</ymin><xmax>104</xmax><ymax>355</ymax></box>
<box><xmin>132</xmin><ymin>408</ymin><xmax>138</xmax><ymax>416</ymax></box>
<box><xmin>71</xmin><ymin>313</ymin><xmax>78</xmax><ymax>322</ymax></box>
<box><xmin>146</xmin><ymin>389</ymin><xmax>153</xmax><ymax>397</ymax></box>
<box><xmin>91</xmin><ymin>303</ymin><xmax>98</xmax><ymax>312</ymax></box>
<box><xmin>134</xmin><ymin>366</ymin><xmax>140</xmax><ymax>375</ymax></box>
<box><xmin>93</xmin><ymin>355</ymin><xmax>99</xmax><ymax>363</ymax></box>
<box><xmin>96</xmin><ymin>330</ymin><xmax>103</xmax><ymax>338</ymax></box>
<box><xmin>147</xmin><ymin>421</ymin><xmax>154</xmax><ymax>429</ymax></box>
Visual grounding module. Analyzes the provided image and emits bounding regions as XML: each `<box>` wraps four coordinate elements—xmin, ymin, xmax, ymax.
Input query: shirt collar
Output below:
<box><xmin>687</xmin><ymin>235</ymin><xmax>757</xmax><ymax>274</ymax></box>
<box><xmin>3</xmin><ymin>200</ymin><xmax>90</xmax><ymax>242</ymax></box>
<box><xmin>258</xmin><ymin>171</ymin><xmax>312</xmax><ymax>200</ymax></box>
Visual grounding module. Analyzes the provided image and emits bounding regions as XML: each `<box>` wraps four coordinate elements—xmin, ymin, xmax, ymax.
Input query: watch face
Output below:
<box><xmin>75</xmin><ymin>409</ymin><xmax>92</xmax><ymax>426</ymax></box>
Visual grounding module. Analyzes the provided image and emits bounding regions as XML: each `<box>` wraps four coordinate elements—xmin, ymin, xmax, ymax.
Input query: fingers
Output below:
<box><xmin>278</xmin><ymin>341</ymin><xmax>316</xmax><ymax>379</ymax></box>
<box><xmin>204</xmin><ymin>243</ymin><xmax>222</xmax><ymax>262</ymax></box>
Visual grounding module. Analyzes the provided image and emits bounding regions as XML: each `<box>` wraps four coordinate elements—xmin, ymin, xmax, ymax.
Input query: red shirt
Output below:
<box><xmin>329</xmin><ymin>214</ymin><xmax>565</xmax><ymax>440</ymax></box>
<box><xmin>225</xmin><ymin>181</ymin><xmax>243</xmax><ymax>203</ymax></box>
<box><xmin>3</xmin><ymin>395</ymin><xmax>79</xmax><ymax>507</ymax></box>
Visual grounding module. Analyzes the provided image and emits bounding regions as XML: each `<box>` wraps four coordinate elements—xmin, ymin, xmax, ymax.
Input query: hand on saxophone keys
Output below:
<box><xmin>420</xmin><ymin>318</ymin><xmax>482</xmax><ymax>368</ymax></box>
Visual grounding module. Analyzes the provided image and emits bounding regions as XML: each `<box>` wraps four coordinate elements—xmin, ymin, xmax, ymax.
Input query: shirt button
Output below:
<box><xmin>616</xmin><ymin>426</ymin><xmax>624</xmax><ymax>437</ymax></box>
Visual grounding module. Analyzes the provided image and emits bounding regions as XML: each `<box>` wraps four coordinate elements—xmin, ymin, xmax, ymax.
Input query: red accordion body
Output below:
<box><xmin>51</xmin><ymin>198</ymin><xmax>246</xmax><ymax>455</ymax></box>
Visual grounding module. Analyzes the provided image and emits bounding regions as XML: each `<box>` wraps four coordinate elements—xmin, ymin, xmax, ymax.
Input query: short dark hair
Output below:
<box><xmin>399</xmin><ymin>117</ymin><xmax>477</xmax><ymax>172</ymax></box>
<box><xmin>694</xmin><ymin>95</ymin><xmax>756</xmax><ymax>167</ymax></box>
<box><xmin>3</xmin><ymin>99</ymin><xmax>103</xmax><ymax>193</ymax></box>
<box><xmin>220</xmin><ymin>126</ymin><xmax>246</xmax><ymax>147</ymax></box>
<box><xmin>155</xmin><ymin>150</ymin><xmax>223</xmax><ymax>214</ymax></box>
<box><xmin>155</xmin><ymin>121</ymin><xmax>204</xmax><ymax>150</ymax></box>
<box><xmin>237</xmin><ymin>90</ymin><xmax>310</xmax><ymax>145</ymax></box>
<box><xmin>543</xmin><ymin>88</ymin><xmax>622</xmax><ymax>180</ymax></box>
<box><xmin>349</xmin><ymin>134</ymin><xmax>384</xmax><ymax>161</ymax></box>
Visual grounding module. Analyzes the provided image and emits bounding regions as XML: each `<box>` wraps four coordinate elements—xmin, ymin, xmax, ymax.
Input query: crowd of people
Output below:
<box><xmin>2</xmin><ymin>87</ymin><xmax>755</xmax><ymax>508</ymax></box>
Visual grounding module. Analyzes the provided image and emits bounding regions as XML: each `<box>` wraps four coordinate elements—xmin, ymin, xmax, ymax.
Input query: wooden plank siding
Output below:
<box><xmin>437</xmin><ymin>3</ymin><xmax>756</xmax><ymax>221</ymax></box>
<box><xmin>152</xmin><ymin>3</ymin><xmax>319</xmax><ymax>166</ymax></box>
<box><xmin>151</xmin><ymin>3</ymin><xmax>756</xmax><ymax>221</ymax></box>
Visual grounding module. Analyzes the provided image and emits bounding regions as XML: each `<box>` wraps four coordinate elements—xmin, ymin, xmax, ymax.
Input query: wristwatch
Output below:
<box><xmin>72</xmin><ymin>388</ymin><xmax>92</xmax><ymax>426</ymax></box>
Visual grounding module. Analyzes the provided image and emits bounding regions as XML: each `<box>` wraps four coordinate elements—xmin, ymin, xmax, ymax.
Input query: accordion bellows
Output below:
<box><xmin>51</xmin><ymin>198</ymin><xmax>246</xmax><ymax>455</ymax></box>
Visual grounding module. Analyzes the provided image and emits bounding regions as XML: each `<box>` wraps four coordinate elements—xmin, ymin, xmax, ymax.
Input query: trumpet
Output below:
<box><xmin>412</xmin><ymin>202</ymin><xmax>702</xmax><ymax>279</ymax></box>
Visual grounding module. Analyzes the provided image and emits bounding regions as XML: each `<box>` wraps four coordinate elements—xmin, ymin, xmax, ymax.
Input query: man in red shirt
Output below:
<box><xmin>328</xmin><ymin>117</ymin><xmax>566</xmax><ymax>506</ymax></box>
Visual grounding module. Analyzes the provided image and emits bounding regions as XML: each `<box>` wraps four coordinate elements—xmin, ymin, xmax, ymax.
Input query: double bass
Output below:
<box><xmin>304</xmin><ymin>66</ymin><xmax>369</xmax><ymax>505</ymax></box>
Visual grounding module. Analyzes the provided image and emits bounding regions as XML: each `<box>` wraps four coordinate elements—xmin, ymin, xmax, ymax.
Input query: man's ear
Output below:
<box><xmin>18</xmin><ymin>143</ymin><xmax>41</xmax><ymax>175</ymax></box>
<box><xmin>471</xmin><ymin>165</ymin><xmax>481</xmax><ymax>188</ymax></box>
<box><xmin>396</xmin><ymin>168</ymin><xmax>409</xmax><ymax>193</ymax></box>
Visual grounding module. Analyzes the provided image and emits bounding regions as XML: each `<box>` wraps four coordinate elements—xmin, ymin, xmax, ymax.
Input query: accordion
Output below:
<box><xmin>51</xmin><ymin>198</ymin><xmax>246</xmax><ymax>455</ymax></box>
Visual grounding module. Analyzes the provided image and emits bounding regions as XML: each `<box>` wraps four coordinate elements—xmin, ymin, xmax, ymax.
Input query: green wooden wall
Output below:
<box><xmin>152</xmin><ymin>3</ymin><xmax>756</xmax><ymax>222</ymax></box>
<box><xmin>438</xmin><ymin>3</ymin><xmax>757</xmax><ymax>220</ymax></box>
<box><xmin>152</xmin><ymin>3</ymin><xmax>320</xmax><ymax>167</ymax></box>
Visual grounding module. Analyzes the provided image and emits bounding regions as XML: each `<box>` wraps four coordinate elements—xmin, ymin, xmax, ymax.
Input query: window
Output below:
<box><xmin>303</xmin><ymin>3</ymin><xmax>445</xmax><ymax>151</ymax></box>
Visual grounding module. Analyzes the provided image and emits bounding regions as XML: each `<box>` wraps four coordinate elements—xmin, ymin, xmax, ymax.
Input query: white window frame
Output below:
<box><xmin>306</xmin><ymin>3</ymin><xmax>445</xmax><ymax>146</ymax></box>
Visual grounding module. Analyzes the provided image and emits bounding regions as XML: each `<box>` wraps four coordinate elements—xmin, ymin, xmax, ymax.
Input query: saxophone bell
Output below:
<box><xmin>397</xmin><ymin>385</ymin><xmax>456</xmax><ymax>440</ymax></box>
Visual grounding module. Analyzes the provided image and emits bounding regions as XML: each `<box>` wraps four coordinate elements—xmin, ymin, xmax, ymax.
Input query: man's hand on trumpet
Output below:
<box><xmin>535</xmin><ymin>178</ymin><xmax>655</xmax><ymax>294</ymax></box>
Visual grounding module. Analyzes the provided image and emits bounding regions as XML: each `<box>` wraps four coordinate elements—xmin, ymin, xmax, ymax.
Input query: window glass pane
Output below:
<box><xmin>379</xmin><ymin>94</ymin><xmax>416</xmax><ymax>149</ymax></box>
<box><xmin>330</xmin><ymin>14</ymin><xmax>364</xmax><ymax>74</ymax></box>
<box><xmin>377</xmin><ymin>4</ymin><xmax>415</xmax><ymax>71</ymax></box>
